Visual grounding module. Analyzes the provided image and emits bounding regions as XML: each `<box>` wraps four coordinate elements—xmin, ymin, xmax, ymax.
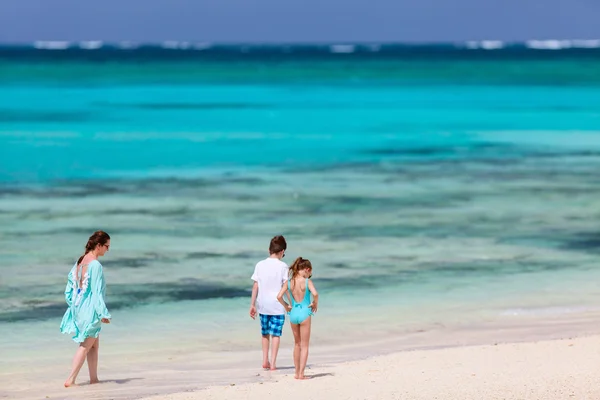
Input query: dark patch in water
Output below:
<box><xmin>363</xmin><ymin>143</ymin><xmax>600</xmax><ymax>165</ymax></box>
<box><xmin>93</xmin><ymin>101</ymin><xmax>273</xmax><ymax>111</ymax></box>
<box><xmin>318</xmin><ymin>224</ymin><xmax>414</xmax><ymax>240</ymax></box>
<box><xmin>0</xmin><ymin>303</ymin><xmax>68</xmax><ymax>322</ymax></box>
<box><xmin>298</xmin><ymin>192</ymin><xmax>471</xmax><ymax>220</ymax></box>
<box><xmin>40</xmin><ymin>227</ymin><xmax>98</xmax><ymax>236</ymax></box>
<box><xmin>107</xmin><ymin>207</ymin><xmax>193</xmax><ymax>217</ymax></box>
<box><xmin>103</xmin><ymin>253</ymin><xmax>175</xmax><ymax>268</ymax></box>
<box><xmin>0</xmin><ymin>109</ymin><xmax>91</xmax><ymax>123</ymax></box>
<box><xmin>284</xmin><ymin>161</ymin><xmax>376</xmax><ymax>174</ymax></box>
<box><xmin>420</xmin><ymin>259</ymin><xmax>572</xmax><ymax>277</ymax></box>
<box><xmin>501</xmin><ymin>231</ymin><xmax>600</xmax><ymax>255</ymax></box>
<box><xmin>514</xmin><ymin>185</ymin><xmax>600</xmax><ymax>196</ymax></box>
<box><xmin>234</xmin><ymin>194</ymin><xmax>262</xmax><ymax>201</ymax></box>
<box><xmin>561</xmin><ymin>232</ymin><xmax>600</xmax><ymax>253</ymax></box>
<box><xmin>0</xmin><ymin>301</ymin><xmax>130</xmax><ymax>323</ymax></box>
<box><xmin>109</xmin><ymin>280</ymin><xmax>249</xmax><ymax>303</ymax></box>
<box><xmin>315</xmin><ymin>276</ymin><xmax>386</xmax><ymax>289</ymax></box>
<box><xmin>0</xmin><ymin>281</ymin><xmax>248</xmax><ymax>323</ymax></box>
<box><xmin>0</xmin><ymin>176</ymin><xmax>267</xmax><ymax>201</ymax></box>
<box><xmin>186</xmin><ymin>251</ymin><xmax>261</xmax><ymax>260</ymax></box>
<box><xmin>2</xmin><ymin>183</ymin><xmax>123</xmax><ymax>199</ymax></box>
<box><xmin>362</xmin><ymin>142</ymin><xmax>514</xmax><ymax>157</ymax></box>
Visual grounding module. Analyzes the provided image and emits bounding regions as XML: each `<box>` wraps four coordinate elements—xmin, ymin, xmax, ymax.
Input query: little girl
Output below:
<box><xmin>277</xmin><ymin>257</ymin><xmax>318</xmax><ymax>380</ymax></box>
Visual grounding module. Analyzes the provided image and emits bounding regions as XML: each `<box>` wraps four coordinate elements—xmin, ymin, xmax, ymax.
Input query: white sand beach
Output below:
<box><xmin>3</xmin><ymin>312</ymin><xmax>600</xmax><ymax>400</ymax></box>
<box><xmin>143</xmin><ymin>335</ymin><xmax>600</xmax><ymax>400</ymax></box>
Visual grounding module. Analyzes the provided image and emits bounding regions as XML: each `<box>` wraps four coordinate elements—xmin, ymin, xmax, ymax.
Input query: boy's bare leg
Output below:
<box><xmin>297</xmin><ymin>318</ymin><xmax>312</xmax><ymax>379</ymax></box>
<box><xmin>290</xmin><ymin>323</ymin><xmax>301</xmax><ymax>378</ymax></box>
<box><xmin>262</xmin><ymin>334</ymin><xmax>270</xmax><ymax>369</ymax></box>
<box><xmin>270</xmin><ymin>336</ymin><xmax>281</xmax><ymax>370</ymax></box>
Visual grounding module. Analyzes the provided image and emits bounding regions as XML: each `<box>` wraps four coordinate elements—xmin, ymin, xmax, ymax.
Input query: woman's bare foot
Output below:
<box><xmin>64</xmin><ymin>379</ymin><xmax>75</xmax><ymax>388</ymax></box>
<box><xmin>262</xmin><ymin>361</ymin><xmax>270</xmax><ymax>370</ymax></box>
<box><xmin>270</xmin><ymin>364</ymin><xmax>277</xmax><ymax>371</ymax></box>
<box><xmin>90</xmin><ymin>379</ymin><xmax>100</xmax><ymax>384</ymax></box>
<box><xmin>295</xmin><ymin>375</ymin><xmax>310</xmax><ymax>380</ymax></box>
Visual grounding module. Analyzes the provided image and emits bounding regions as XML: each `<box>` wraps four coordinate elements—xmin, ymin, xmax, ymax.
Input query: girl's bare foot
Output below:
<box><xmin>64</xmin><ymin>379</ymin><xmax>75</xmax><ymax>388</ymax></box>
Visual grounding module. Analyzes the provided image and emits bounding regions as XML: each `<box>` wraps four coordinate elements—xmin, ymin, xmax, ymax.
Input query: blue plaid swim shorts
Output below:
<box><xmin>259</xmin><ymin>314</ymin><xmax>285</xmax><ymax>337</ymax></box>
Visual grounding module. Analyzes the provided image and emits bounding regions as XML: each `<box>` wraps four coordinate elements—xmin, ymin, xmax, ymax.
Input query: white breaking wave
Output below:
<box><xmin>480</xmin><ymin>40</ymin><xmax>505</xmax><ymax>50</ymax></box>
<box><xmin>161</xmin><ymin>41</ymin><xmax>196</xmax><ymax>50</ymax></box>
<box><xmin>526</xmin><ymin>40</ymin><xmax>573</xmax><ymax>50</ymax></box>
<box><xmin>161</xmin><ymin>41</ymin><xmax>180</xmax><ymax>49</ymax></box>
<box><xmin>501</xmin><ymin>306</ymin><xmax>591</xmax><ymax>316</ymax></box>
<box><xmin>79</xmin><ymin>41</ymin><xmax>103</xmax><ymax>50</ymax></box>
<box><xmin>33</xmin><ymin>41</ymin><xmax>70</xmax><ymax>50</ymax></box>
<box><xmin>571</xmin><ymin>39</ymin><xmax>600</xmax><ymax>48</ymax></box>
<box><xmin>330</xmin><ymin>44</ymin><xmax>355</xmax><ymax>53</ymax></box>
<box><xmin>464</xmin><ymin>40</ymin><xmax>505</xmax><ymax>50</ymax></box>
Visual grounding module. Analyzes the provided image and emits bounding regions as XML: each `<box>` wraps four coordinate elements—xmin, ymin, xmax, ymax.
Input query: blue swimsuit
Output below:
<box><xmin>287</xmin><ymin>278</ymin><xmax>314</xmax><ymax>325</ymax></box>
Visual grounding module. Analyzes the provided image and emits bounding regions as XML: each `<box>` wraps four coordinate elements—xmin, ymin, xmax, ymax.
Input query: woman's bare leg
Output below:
<box><xmin>64</xmin><ymin>337</ymin><xmax>97</xmax><ymax>387</ymax></box>
<box><xmin>298</xmin><ymin>317</ymin><xmax>311</xmax><ymax>379</ymax></box>
<box><xmin>290</xmin><ymin>323</ymin><xmax>301</xmax><ymax>378</ymax></box>
<box><xmin>87</xmin><ymin>336</ymin><xmax>100</xmax><ymax>383</ymax></box>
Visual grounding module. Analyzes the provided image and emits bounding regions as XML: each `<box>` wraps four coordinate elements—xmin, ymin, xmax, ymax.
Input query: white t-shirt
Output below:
<box><xmin>251</xmin><ymin>257</ymin><xmax>289</xmax><ymax>315</ymax></box>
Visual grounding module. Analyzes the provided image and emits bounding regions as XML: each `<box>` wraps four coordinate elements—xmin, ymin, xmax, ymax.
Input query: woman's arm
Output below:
<box><xmin>308</xmin><ymin>280</ymin><xmax>318</xmax><ymax>313</ymax></box>
<box><xmin>277</xmin><ymin>282</ymin><xmax>292</xmax><ymax>312</ymax></box>
<box><xmin>64</xmin><ymin>273</ymin><xmax>75</xmax><ymax>306</ymax></box>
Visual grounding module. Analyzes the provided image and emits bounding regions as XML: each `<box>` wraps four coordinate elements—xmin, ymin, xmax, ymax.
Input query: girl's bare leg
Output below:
<box><xmin>87</xmin><ymin>336</ymin><xmax>100</xmax><ymax>383</ymax></box>
<box><xmin>290</xmin><ymin>323</ymin><xmax>301</xmax><ymax>378</ymax></box>
<box><xmin>298</xmin><ymin>317</ymin><xmax>311</xmax><ymax>379</ymax></box>
<box><xmin>64</xmin><ymin>337</ymin><xmax>97</xmax><ymax>387</ymax></box>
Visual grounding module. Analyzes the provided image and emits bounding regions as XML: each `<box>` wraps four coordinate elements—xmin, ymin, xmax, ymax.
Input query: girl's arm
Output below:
<box><xmin>277</xmin><ymin>282</ymin><xmax>292</xmax><ymax>312</ymax></box>
<box><xmin>308</xmin><ymin>280</ymin><xmax>319</xmax><ymax>313</ymax></box>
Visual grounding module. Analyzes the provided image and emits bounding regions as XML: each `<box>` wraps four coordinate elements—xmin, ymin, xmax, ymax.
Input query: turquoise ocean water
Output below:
<box><xmin>1</xmin><ymin>43</ymin><xmax>600</xmax><ymax>396</ymax></box>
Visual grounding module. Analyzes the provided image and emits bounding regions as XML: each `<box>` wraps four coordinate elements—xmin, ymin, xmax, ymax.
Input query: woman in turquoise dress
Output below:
<box><xmin>60</xmin><ymin>230</ymin><xmax>112</xmax><ymax>387</ymax></box>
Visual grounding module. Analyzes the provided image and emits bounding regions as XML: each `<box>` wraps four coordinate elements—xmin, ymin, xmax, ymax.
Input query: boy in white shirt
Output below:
<box><xmin>249</xmin><ymin>235</ymin><xmax>289</xmax><ymax>370</ymax></box>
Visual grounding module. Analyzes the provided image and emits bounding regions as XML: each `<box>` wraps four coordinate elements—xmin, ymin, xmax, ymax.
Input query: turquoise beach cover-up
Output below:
<box><xmin>60</xmin><ymin>260</ymin><xmax>111</xmax><ymax>343</ymax></box>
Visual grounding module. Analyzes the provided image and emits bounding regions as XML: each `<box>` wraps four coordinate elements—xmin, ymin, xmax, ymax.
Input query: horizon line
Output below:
<box><xmin>0</xmin><ymin>39</ymin><xmax>599</xmax><ymax>51</ymax></box>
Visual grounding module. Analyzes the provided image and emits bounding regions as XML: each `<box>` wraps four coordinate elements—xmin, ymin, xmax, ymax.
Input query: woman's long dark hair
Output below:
<box><xmin>77</xmin><ymin>230</ymin><xmax>110</xmax><ymax>265</ymax></box>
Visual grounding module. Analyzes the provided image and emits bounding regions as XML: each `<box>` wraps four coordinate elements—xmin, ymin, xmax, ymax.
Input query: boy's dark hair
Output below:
<box><xmin>269</xmin><ymin>235</ymin><xmax>287</xmax><ymax>254</ymax></box>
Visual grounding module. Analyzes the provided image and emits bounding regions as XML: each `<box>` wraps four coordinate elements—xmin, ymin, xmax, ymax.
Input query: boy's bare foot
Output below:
<box><xmin>64</xmin><ymin>380</ymin><xmax>75</xmax><ymax>388</ymax></box>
